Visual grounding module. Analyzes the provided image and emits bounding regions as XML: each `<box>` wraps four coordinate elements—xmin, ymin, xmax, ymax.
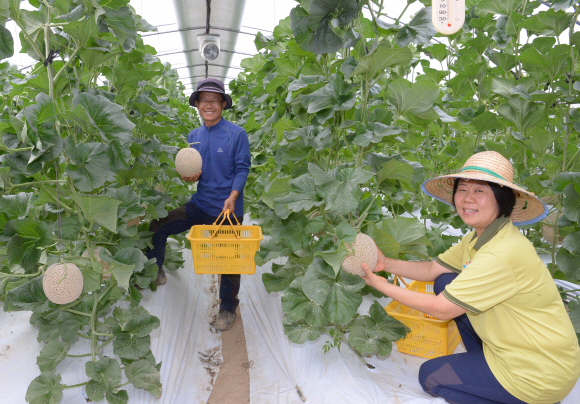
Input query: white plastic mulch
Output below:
<box><xmin>2</xmin><ymin>247</ymin><xmax>580</xmax><ymax>404</ymax></box>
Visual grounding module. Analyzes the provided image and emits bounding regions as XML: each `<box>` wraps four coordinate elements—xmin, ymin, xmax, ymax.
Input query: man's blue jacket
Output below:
<box><xmin>187</xmin><ymin>118</ymin><xmax>251</xmax><ymax>218</ymax></box>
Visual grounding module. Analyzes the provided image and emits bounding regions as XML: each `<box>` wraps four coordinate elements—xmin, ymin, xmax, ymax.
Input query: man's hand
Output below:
<box><xmin>178</xmin><ymin>169</ymin><xmax>202</xmax><ymax>182</ymax></box>
<box><xmin>223</xmin><ymin>190</ymin><xmax>240</xmax><ymax>213</ymax></box>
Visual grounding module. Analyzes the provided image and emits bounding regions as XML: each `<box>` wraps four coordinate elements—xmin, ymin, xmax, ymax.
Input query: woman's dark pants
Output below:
<box><xmin>417</xmin><ymin>273</ymin><xmax>526</xmax><ymax>404</ymax></box>
<box><xmin>146</xmin><ymin>202</ymin><xmax>240</xmax><ymax>313</ymax></box>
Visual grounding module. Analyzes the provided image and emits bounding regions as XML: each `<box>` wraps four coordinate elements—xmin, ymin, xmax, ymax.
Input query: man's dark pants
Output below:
<box><xmin>146</xmin><ymin>202</ymin><xmax>240</xmax><ymax>312</ymax></box>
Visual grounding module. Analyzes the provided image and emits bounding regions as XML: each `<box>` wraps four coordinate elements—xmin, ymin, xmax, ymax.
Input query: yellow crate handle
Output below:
<box><xmin>210</xmin><ymin>209</ymin><xmax>240</xmax><ymax>239</ymax></box>
<box><xmin>393</xmin><ymin>275</ymin><xmax>409</xmax><ymax>288</ymax></box>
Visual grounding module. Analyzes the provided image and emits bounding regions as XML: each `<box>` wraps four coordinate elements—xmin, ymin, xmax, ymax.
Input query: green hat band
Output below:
<box><xmin>459</xmin><ymin>166</ymin><xmax>507</xmax><ymax>181</ymax></box>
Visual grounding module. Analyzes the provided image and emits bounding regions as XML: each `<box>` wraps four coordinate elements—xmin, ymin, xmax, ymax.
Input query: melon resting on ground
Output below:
<box><xmin>82</xmin><ymin>246</ymin><xmax>111</xmax><ymax>281</ymax></box>
<box><xmin>175</xmin><ymin>147</ymin><xmax>203</xmax><ymax>177</ymax></box>
<box><xmin>341</xmin><ymin>233</ymin><xmax>378</xmax><ymax>277</ymax></box>
<box><xmin>43</xmin><ymin>263</ymin><xmax>84</xmax><ymax>304</ymax></box>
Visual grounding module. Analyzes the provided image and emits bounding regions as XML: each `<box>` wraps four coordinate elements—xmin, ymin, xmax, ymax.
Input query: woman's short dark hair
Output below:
<box><xmin>452</xmin><ymin>178</ymin><xmax>516</xmax><ymax>218</ymax></box>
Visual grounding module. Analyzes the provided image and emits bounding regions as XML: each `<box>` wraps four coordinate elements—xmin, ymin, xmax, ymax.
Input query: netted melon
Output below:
<box><xmin>541</xmin><ymin>212</ymin><xmax>563</xmax><ymax>245</ymax></box>
<box><xmin>341</xmin><ymin>233</ymin><xmax>378</xmax><ymax>277</ymax></box>
<box><xmin>82</xmin><ymin>247</ymin><xmax>111</xmax><ymax>280</ymax></box>
<box><xmin>175</xmin><ymin>147</ymin><xmax>202</xmax><ymax>177</ymax></box>
<box><xmin>43</xmin><ymin>263</ymin><xmax>84</xmax><ymax>304</ymax></box>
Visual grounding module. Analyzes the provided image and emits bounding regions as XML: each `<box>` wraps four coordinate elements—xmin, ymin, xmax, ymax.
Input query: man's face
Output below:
<box><xmin>195</xmin><ymin>91</ymin><xmax>227</xmax><ymax>125</ymax></box>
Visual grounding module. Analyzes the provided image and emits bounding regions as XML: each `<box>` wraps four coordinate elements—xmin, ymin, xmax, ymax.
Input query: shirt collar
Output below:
<box><xmin>204</xmin><ymin>117</ymin><xmax>225</xmax><ymax>130</ymax></box>
<box><xmin>470</xmin><ymin>216</ymin><xmax>511</xmax><ymax>250</ymax></box>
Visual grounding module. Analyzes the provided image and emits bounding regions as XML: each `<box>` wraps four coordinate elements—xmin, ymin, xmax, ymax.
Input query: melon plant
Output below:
<box><xmin>225</xmin><ymin>0</ymin><xmax>580</xmax><ymax>358</ymax></box>
<box><xmin>175</xmin><ymin>147</ymin><xmax>203</xmax><ymax>177</ymax></box>
<box><xmin>0</xmin><ymin>1</ymin><xmax>197</xmax><ymax>403</ymax></box>
<box><xmin>43</xmin><ymin>263</ymin><xmax>84</xmax><ymax>305</ymax></box>
<box><xmin>82</xmin><ymin>247</ymin><xmax>111</xmax><ymax>281</ymax></box>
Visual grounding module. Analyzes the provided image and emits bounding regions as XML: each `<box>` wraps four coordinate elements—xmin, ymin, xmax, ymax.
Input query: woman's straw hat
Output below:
<box><xmin>421</xmin><ymin>151</ymin><xmax>548</xmax><ymax>226</ymax></box>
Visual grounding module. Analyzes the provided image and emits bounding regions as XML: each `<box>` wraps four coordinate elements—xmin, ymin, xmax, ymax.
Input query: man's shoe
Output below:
<box><xmin>156</xmin><ymin>268</ymin><xmax>167</xmax><ymax>285</ymax></box>
<box><xmin>214</xmin><ymin>309</ymin><xmax>236</xmax><ymax>331</ymax></box>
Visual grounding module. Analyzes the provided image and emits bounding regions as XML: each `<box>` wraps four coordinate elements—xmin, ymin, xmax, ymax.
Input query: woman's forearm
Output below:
<box><xmin>384</xmin><ymin>258</ymin><xmax>439</xmax><ymax>282</ymax></box>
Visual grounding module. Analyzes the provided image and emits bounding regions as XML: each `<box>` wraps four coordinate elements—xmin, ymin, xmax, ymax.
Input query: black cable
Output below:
<box><xmin>206</xmin><ymin>0</ymin><xmax>211</xmax><ymax>34</ymax></box>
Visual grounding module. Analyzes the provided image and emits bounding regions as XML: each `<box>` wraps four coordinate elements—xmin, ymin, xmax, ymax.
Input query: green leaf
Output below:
<box><xmin>106</xmin><ymin>390</ymin><xmax>129</xmax><ymax>404</ymax></box>
<box><xmin>569</xmin><ymin>299</ymin><xmax>580</xmax><ymax>334</ymax></box>
<box><xmin>261</xmin><ymin>177</ymin><xmax>291</xmax><ymax>209</ymax></box>
<box><xmin>476</xmin><ymin>0</ymin><xmax>524</xmax><ymax>15</ymax></box>
<box><xmin>274</xmin><ymin>174</ymin><xmax>322</xmax><ymax>213</ymax></box>
<box><xmin>72</xmin><ymin>92</ymin><xmax>135</xmax><ymax>145</ymax></box>
<box><xmin>397</xmin><ymin>7</ymin><xmax>437</xmax><ymax>47</ymax></box>
<box><xmin>64</xmin><ymin>139</ymin><xmax>116</xmax><ymax>192</ymax></box>
<box><xmin>563</xmin><ymin>232</ymin><xmax>580</xmax><ymax>255</ymax></box>
<box><xmin>0</xmin><ymin>25</ymin><xmax>14</xmax><ymax>60</ymax></box>
<box><xmin>300</xmin><ymin>74</ymin><xmax>356</xmax><ymax>113</ymax></box>
<box><xmin>377</xmin><ymin>158</ymin><xmax>414</xmax><ymax>184</ymax></box>
<box><xmin>363</xmin><ymin>221</ymin><xmax>400</xmax><ymax>259</ymax></box>
<box><xmin>283</xmin><ymin>317</ymin><xmax>322</xmax><ymax>343</ymax></box>
<box><xmin>352</xmin><ymin>45</ymin><xmax>413</xmax><ymax>79</ymax></box>
<box><xmin>70</xmin><ymin>194</ymin><xmax>122</xmax><ymax>233</ymax></box>
<box><xmin>4</xmin><ymin>276</ymin><xmax>46</xmax><ymax>312</ymax></box>
<box><xmin>563</xmin><ymin>183</ymin><xmax>580</xmax><ymax>222</ymax></box>
<box><xmin>336</xmin><ymin>222</ymin><xmax>357</xmax><ymax>243</ymax></box>
<box><xmin>0</xmin><ymin>192</ymin><xmax>34</xmax><ymax>218</ymax></box>
<box><xmin>386</xmin><ymin>78</ymin><xmax>440</xmax><ymax>118</ymax></box>
<box><xmin>281</xmin><ymin>276</ymin><xmax>328</xmax><ymax>326</ymax></box>
<box><xmin>556</xmin><ymin>248</ymin><xmax>580</xmax><ymax>282</ymax></box>
<box><xmin>125</xmin><ymin>359</ymin><xmax>162</xmax><ymax>398</ymax></box>
<box><xmin>113</xmin><ymin>326</ymin><xmax>153</xmax><ymax>360</ymax></box>
<box><xmin>86</xmin><ymin>357</ymin><xmax>122</xmax><ymax>394</ymax></box>
<box><xmin>302</xmin><ymin>258</ymin><xmax>364</xmax><ymax>324</ymax></box>
<box><xmin>380</xmin><ymin>217</ymin><xmax>427</xmax><ymax>247</ymax></box>
<box><xmin>517</xmin><ymin>9</ymin><xmax>574</xmax><ymax>37</ymax></box>
<box><xmin>349</xmin><ymin>301</ymin><xmax>409</xmax><ymax>355</ymax></box>
<box><xmin>309</xmin><ymin>165</ymin><xmax>374</xmax><ymax>215</ymax></box>
<box><xmin>63</xmin><ymin>14</ymin><xmax>97</xmax><ymax>46</ymax></box>
<box><xmin>33</xmin><ymin>309</ymin><xmax>86</xmax><ymax>343</ymax></box>
<box><xmin>262</xmin><ymin>262</ymin><xmax>303</xmax><ymax>293</ymax></box>
<box><xmin>497</xmin><ymin>97</ymin><xmax>544</xmax><ymax>132</ymax></box>
<box><xmin>25</xmin><ymin>371</ymin><xmax>62</xmax><ymax>404</ymax></box>
<box><xmin>109</xmin><ymin>261</ymin><xmax>135</xmax><ymax>291</ymax></box>
<box><xmin>103</xmin><ymin>6</ymin><xmax>136</xmax><ymax>51</ymax></box>
<box><xmin>37</xmin><ymin>340</ymin><xmax>68</xmax><ymax>372</ymax></box>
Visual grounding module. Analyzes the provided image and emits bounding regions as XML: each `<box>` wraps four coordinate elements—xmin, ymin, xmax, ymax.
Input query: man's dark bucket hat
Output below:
<box><xmin>188</xmin><ymin>78</ymin><xmax>233</xmax><ymax>110</ymax></box>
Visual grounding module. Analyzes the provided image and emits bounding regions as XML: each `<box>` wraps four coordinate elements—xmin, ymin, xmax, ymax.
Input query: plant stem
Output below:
<box><xmin>91</xmin><ymin>291</ymin><xmax>99</xmax><ymax>362</ymax></box>
<box><xmin>53</xmin><ymin>46</ymin><xmax>80</xmax><ymax>83</ymax></box>
<box><xmin>65</xmin><ymin>309</ymin><xmax>93</xmax><ymax>317</ymax></box>
<box><xmin>78</xmin><ymin>333</ymin><xmax>91</xmax><ymax>339</ymax></box>
<box><xmin>115</xmin><ymin>381</ymin><xmax>131</xmax><ymax>388</ymax></box>
<box><xmin>67</xmin><ymin>353</ymin><xmax>92</xmax><ymax>358</ymax></box>
<box><xmin>93</xmin><ymin>332</ymin><xmax>114</xmax><ymax>337</ymax></box>
<box><xmin>98</xmin><ymin>336</ymin><xmax>114</xmax><ymax>348</ymax></box>
<box><xmin>12</xmin><ymin>180</ymin><xmax>68</xmax><ymax>188</ymax></box>
<box><xmin>61</xmin><ymin>381</ymin><xmax>89</xmax><ymax>389</ymax></box>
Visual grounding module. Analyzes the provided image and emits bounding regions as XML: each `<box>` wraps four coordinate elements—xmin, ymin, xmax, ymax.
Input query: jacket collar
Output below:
<box><xmin>471</xmin><ymin>216</ymin><xmax>510</xmax><ymax>250</ymax></box>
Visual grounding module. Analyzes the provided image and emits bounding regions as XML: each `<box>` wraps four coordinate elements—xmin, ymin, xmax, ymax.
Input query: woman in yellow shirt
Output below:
<box><xmin>361</xmin><ymin>151</ymin><xmax>580</xmax><ymax>404</ymax></box>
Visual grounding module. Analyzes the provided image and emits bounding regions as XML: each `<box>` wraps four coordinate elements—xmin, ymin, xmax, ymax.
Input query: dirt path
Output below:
<box><xmin>207</xmin><ymin>305</ymin><xmax>251</xmax><ymax>404</ymax></box>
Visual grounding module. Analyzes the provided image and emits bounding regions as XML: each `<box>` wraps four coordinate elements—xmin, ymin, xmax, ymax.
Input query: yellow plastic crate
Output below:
<box><xmin>186</xmin><ymin>211</ymin><xmax>262</xmax><ymax>275</ymax></box>
<box><xmin>385</xmin><ymin>278</ymin><xmax>462</xmax><ymax>359</ymax></box>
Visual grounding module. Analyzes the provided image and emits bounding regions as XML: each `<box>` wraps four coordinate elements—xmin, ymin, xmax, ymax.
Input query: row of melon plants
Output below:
<box><xmin>224</xmin><ymin>0</ymin><xmax>580</xmax><ymax>357</ymax></box>
<box><xmin>0</xmin><ymin>0</ymin><xmax>199</xmax><ymax>403</ymax></box>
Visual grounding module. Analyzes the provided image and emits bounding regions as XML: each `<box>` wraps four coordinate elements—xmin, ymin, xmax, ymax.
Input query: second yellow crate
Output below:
<box><xmin>186</xmin><ymin>211</ymin><xmax>262</xmax><ymax>275</ymax></box>
<box><xmin>385</xmin><ymin>279</ymin><xmax>462</xmax><ymax>359</ymax></box>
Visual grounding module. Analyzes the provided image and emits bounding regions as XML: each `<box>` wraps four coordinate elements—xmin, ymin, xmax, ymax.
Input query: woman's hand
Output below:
<box><xmin>374</xmin><ymin>245</ymin><xmax>388</xmax><ymax>272</ymax></box>
<box><xmin>178</xmin><ymin>169</ymin><xmax>202</xmax><ymax>182</ymax></box>
<box><xmin>361</xmin><ymin>262</ymin><xmax>384</xmax><ymax>288</ymax></box>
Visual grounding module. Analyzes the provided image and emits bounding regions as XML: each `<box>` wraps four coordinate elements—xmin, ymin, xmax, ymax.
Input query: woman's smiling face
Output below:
<box><xmin>454</xmin><ymin>179</ymin><xmax>500</xmax><ymax>236</ymax></box>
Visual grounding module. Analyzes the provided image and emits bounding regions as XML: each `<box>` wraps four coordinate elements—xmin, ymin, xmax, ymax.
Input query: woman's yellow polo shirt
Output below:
<box><xmin>435</xmin><ymin>217</ymin><xmax>580</xmax><ymax>404</ymax></box>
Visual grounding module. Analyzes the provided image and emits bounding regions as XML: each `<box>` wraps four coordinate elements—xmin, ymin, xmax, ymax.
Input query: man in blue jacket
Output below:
<box><xmin>146</xmin><ymin>78</ymin><xmax>251</xmax><ymax>331</ymax></box>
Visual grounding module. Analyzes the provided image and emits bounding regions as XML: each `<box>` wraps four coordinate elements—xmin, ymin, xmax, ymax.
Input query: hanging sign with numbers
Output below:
<box><xmin>432</xmin><ymin>0</ymin><xmax>465</xmax><ymax>35</ymax></box>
